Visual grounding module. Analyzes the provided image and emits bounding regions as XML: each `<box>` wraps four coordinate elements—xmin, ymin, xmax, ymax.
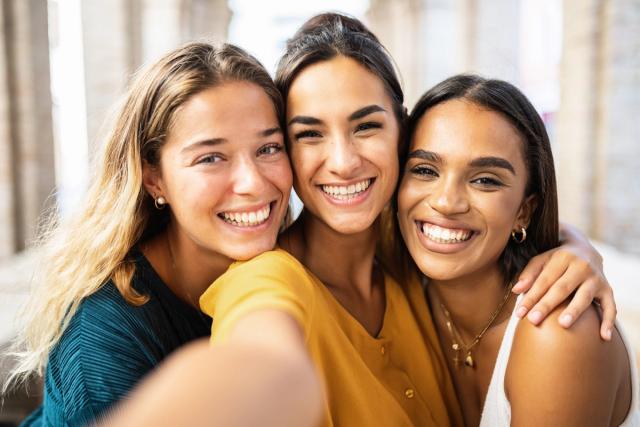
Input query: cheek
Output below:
<box><xmin>265</xmin><ymin>159</ymin><xmax>293</xmax><ymax>193</ymax></box>
<box><xmin>477</xmin><ymin>193</ymin><xmax>522</xmax><ymax>235</ymax></box>
<box><xmin>168</xmin><ymin>169</ymin><xmax>224</xmax><ymax>212</ymax></box>
<box><xmin>289</xmin><ymin>147</ymin><xmax>316</xmax><ymax>187</ymax></box>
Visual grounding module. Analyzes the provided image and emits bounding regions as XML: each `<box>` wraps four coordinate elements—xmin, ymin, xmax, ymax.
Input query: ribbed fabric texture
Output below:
<box><xmin>22</xmin><ymin>250</ymin><xmax>211</xmax><ymax>427</ymax></box>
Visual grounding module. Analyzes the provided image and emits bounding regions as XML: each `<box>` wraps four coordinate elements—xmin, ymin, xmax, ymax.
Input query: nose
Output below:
<box><xmin>325</xmin><ymin>134</ymin><xmax>362</xmax><ymax>177</ymax></box>
<box><xmin>231</xmin><ymin>155</ymin><xmax>268</xmax><ymax>195</ymax></box>
<box><xmin>427</xmin><ymin>176</ymin><xmax>470</xmax><ymax>216</ymax></box>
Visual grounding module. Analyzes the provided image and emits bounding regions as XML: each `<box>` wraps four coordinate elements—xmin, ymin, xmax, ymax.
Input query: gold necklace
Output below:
<box><xmin>439</xmin><ymin>284</ymin><xmax>514</xmax><ymax>368</ymax></box>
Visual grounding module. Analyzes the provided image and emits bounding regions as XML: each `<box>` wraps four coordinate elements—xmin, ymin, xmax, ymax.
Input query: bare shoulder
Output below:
<box><xmin>505</xmin><ymin>301</ymin><xmax>631</xmax><ymax>426</ymax></box>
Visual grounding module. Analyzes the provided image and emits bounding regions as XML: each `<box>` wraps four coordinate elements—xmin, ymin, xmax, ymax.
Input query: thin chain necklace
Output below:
<box><xmin>439</xmin><ymin>283</ymin><xmax>514</xmax><ymax>368</ymax></box>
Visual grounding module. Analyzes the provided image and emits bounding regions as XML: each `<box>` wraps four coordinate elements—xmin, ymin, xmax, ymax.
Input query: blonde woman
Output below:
<box><xmin>9</xmin><ymin>42</ymin><xmax>296</xmax><ymax>426</ymax></box>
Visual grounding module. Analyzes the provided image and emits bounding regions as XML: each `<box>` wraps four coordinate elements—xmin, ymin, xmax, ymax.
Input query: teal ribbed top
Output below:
<box><xmin>21</xmin><ymin>250</ymin><xmax>211</xmax><ymax>426</ymax></box>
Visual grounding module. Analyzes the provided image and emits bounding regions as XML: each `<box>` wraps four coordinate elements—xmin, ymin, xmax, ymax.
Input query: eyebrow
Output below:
<box><xmin>469</xmin><ymin>156</ymin><xmax>515</xmax><ymax>174</ymax></box>
<box><xmin>287</xmin><ymin>104</ymin><xmax>387</xmax><ymax>126</ymax></box>
<box><xmin>261</xmin><ymin>127</ymin><xmax>282</xmax><ymax>137</ymax></box>
<box><xmin>181</xmin><ymin>138</ymin><xmax>226</xmax><ymax>154</ymax></box>
<box><xmin>180</xmin><ymin>128</ymin><xmax>282</xmax><ymax>155</ymax></box>
<box><xmin>348</xmin><ymin>105</ymin><xmax>386</xmax><ymax>121</ymax></box>
<box><xmin>288</xmin><ymin>116</ymin><xmax>321</xmax><ymax>126</ymax></box>
<box><xmin>406</xmin><ymin>150</ymin><xmax>516</xmax><ymax>175</ymax></box>
<box><xmin>407</xmin><ymin>149</ymin><xmax>442</xmax><ymax>163</ymax></box>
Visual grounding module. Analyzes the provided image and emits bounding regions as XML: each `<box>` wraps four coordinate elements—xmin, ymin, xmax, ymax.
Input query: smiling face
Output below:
<box><xmin>398</xmin><ymin>99</ymin><xmax>535</xmax><ymax>282</ymax></box>
<box><xmin>144</xmin><ymin>81</ymin><xmax>292</xmax><ymax>261</ymax></box>
<box><xmin>285</xmin><ymin>56</ymin><xmax>400</xmax><ymax>235</ymax></box>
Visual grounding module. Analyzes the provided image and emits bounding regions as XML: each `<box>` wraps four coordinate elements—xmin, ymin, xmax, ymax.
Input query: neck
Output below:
<box><xmin>143</xmin><ymin>223</ymin><xmax>233</xmax><ymax>308</ymax></box>
<box><xmin>279</xmin><ymin>210</ymin><xmax>379</xmax><ymax>297</ymax></box>
<box><xmin>428</xmin><ymin>264</ymin><xmax>513</xmax><ymax>340</ymax></box>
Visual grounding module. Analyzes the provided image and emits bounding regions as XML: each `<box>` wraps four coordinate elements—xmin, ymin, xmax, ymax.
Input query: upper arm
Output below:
<box><xmin>506</xmin><ymin>303</ymin><xmax>622</xmax><ymax>426</ymax></box>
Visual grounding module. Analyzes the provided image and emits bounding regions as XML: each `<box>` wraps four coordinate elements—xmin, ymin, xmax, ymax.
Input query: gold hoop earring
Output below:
<box><xmin>154</xmin><ymin>196</ymin><xmax>167</xmax><ymax>210</ymax></box>
<box><xmin>511</xmin><ymin>226</ymin><xmax>527</xmax><ymax>243</ymax></box>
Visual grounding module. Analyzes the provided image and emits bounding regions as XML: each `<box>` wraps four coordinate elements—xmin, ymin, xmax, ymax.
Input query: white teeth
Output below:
<box><xmin>321</xmin><ymin>179</ymin><xmax>371</xmax><ymax>200</ymax></box>
<box><xmin>220</xmin><ymin>205</ymin><xmax>271</xmax><ymax>227</ymax></box>
<box><xmin>421</xmin><ymin>223</ymin><xmax>472</xmax><ymax>244</ymax></box>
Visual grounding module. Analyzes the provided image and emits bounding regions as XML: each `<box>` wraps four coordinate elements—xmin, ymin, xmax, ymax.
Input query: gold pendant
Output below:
<box><xmin>464</xmin><ymin>353</ymin><xmax>474</xmax><ymax>367</ymax></box>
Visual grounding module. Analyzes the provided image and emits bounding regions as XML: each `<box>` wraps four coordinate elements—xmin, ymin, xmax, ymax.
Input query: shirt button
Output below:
<box><xmin>380</xmin><ymin>345</ymin><xmax>386</xmax><ymax>355</ymax></box>
<box><xmin>405</xmin><ymin>388</ymin><xmax>415</xmax><ymax>399</ymax></box>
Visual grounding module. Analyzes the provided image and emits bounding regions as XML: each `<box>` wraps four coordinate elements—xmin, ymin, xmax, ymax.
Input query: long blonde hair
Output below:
<box><xmin>6</xmin><ymin>41</ymin><xmax>283</xmax><ymax>387</ymax></box>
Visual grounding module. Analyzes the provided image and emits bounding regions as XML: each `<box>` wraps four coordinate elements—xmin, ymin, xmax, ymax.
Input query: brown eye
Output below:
<box><xmin>410</xmin><ymin>165</ymin><xmax>438</xmax><ymax>178</ymax></box>
<box><xmin>258</xmin><ymin>143</ymin><xmax>283</xmax><ymax>156</ymax></box>
<box><xmin>355</xmin><ymin>122</ymin><xmax>382</xmax><ymax>132</ymax></box>
<box><xmin>293</xmin><ymin>130</ymin><xmax>322</xmax><ymax>140</ymax></box>
<box><xmin>471</xmin><ymin>177</ymin><xmax>504</xmax><ymax>187</ymax></box>
<box><xmin>196</xmin><ymin>153</ymin><xmax>224</xmax><ymax>164</ymax></box>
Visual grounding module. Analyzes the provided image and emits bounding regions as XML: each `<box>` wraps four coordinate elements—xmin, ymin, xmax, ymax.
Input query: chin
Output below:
<box><xmin>222</xmin><ymin>239</ymin><xmax>277</xmax><ymax>262</ymax></box>
<box><xmin>325</xmin><ymin>215</ymin><xmax>377</xmax><ymax>235</ymax></box>
<box><xmin>414</xmin><ymin>257</ymin><xmax>465</xmax><ymax>281</ymax></box>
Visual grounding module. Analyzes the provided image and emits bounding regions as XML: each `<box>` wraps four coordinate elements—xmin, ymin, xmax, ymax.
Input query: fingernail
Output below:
<box><xmin>604</xmin><ymin>328</ymin><xmax>612</xmax><ymax>340</ymax></box>
<box><xmin>514</xmin><ymin>278</ymin><xmax>528</xmax><ymax>288</ymax></box>
<box><xmin>516</xmin><ymin>306</ymin><xmax>528</xmax><ymax>318</ymax></box>
<box><xmin>528</xmin><ymin>310</ymin><xmax>543</xmax><ymax>324</ymax></box>
<box><xmin>559</xmin><ymin>314</ymin><xmax>573</xmax><ymax>327</ymax></box>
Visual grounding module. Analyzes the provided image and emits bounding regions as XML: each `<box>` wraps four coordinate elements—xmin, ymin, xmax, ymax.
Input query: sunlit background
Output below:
<box><xmin>1</xmin><ymin>0</ymin><xmax>638</xmax><ymax>423</ymax></box>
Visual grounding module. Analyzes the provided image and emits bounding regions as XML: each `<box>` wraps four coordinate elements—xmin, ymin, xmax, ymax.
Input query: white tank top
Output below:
<box><xmin>479</xmin><ymin>294</ymin><xmax>640</xmax><ymax>427</ymax></box>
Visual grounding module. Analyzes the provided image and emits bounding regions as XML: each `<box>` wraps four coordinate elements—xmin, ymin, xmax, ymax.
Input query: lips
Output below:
<box><xmin>218</xmin><ymin>203</ymin><xmax>271</xmax><ymax>227</ymax></box>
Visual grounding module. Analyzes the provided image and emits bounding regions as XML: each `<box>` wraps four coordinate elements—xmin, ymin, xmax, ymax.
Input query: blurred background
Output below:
<box><xmin>0</xmin><ymin>0</ymin><xmax>638</xmax><ymax>424</ymax></box>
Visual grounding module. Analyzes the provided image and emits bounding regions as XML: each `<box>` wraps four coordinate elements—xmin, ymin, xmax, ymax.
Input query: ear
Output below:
<box><xmin>142</xmin><ymin>159</ymin><xmax>166</xmax><ymax>201</ymax></box>
<box><xmin>514</xmin><ymin>194</ymin><xmax>538</xmax><ymax>231</ymax></box>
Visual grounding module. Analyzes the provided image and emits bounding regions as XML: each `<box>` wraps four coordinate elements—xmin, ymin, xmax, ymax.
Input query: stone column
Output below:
<box><xmin>0</xmin><ymin>0</ymin><xmax>55</xmax><ymax>256</ymax></box>
<box><xmin>592</xmin><ymin>1</ymin><xmax>640</xmax><ymax>253</ymax></box>
<box><xmin>556</xmin><ymin>0</ymin><xmax>640</xmax><ymax>254</ymax></box>
<box><xmin>182</xmin><ymin>0</ymin><xmax>232</xmax><ymax>43</ymax></box>
<box><xmin>141</xmin><ymin>0</ymin><xmax>231</xmax><ymax>64</ymax></box>
<box><xmin>461</xmin><ymin>0</ymin><xmax>521</xmax><ymax>83</ymax></box>
<box><xmin>80</xmin><ymin>0</ymin><xmax>139</xmax><ymax>151</ymax></box>
<box><xmin>555</xmin><ymin>1</ymin><xmax>600</xmax><ymax>233</ymax></box>
<box><xmin>366</xmin><ymin>0</ymin><xmax>422</xmax><ymax>107</ymax></box>
<box><xmin>367</xmin><ymin>0</ymin><xmax>519</xmax><ymax>108</ymax></box>
<box><xmin>80</xmin><ymin>0</ymin><xmax>231</xmax><ymax>148</ymax></box>
<box><xmin>0</xmin><ymin>2</ymin><xmax>16</xmax><ymax>258</ymax></box>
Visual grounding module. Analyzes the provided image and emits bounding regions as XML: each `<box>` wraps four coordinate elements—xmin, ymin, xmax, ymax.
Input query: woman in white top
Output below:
<box><xmin>397</xmin><ymin>74</ymin><xmax>638</xmax><ymax>426</ymax></box>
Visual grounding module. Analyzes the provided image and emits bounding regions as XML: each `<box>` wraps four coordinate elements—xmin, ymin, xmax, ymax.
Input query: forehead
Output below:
<box><xmin>169</xmin><ymin>81</ymin><xmax>278</xmax><ymax>141</ymax></box>
<box><xmin>411</xmin><ymin>99</ymin><xmax>526</xmax><ymax>165</ymax></box>
<box><xmin>286</xmin><ymin>55</ymin><xmax>392</xmax><ymax>117</ymax></box>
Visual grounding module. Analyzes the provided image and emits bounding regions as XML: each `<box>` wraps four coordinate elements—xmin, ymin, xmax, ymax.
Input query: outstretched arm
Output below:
<box><xmin>102</xmin><ymin>311</ymin><xmax>323</xmax><ymax>427</ymax></box>
<box><xmin>511</xmin><ymin>222</ymin><xmax>616</xmax><ymax>340</ymax></box>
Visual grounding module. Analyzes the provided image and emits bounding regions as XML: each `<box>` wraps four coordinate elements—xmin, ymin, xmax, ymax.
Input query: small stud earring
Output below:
<box><xmin>154</xmin><ymin>196</ymin><xmax>167</xmax><ymax>210</ymax></box>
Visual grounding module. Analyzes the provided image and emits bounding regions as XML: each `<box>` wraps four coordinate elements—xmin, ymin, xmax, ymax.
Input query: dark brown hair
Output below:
<box><xmin>275</xmin><ymin>13</ymin><xmax>408</xmax><ymax>278</ymax></box>
<box><xmin>275</xmin><ymin>12</ymin><xmax>406</xmax><ymax>127</ymax></box>
<box><xmin>402</xmin><ymin>74</ymin><xmax>560</xmax><ymax>284</ymax></box>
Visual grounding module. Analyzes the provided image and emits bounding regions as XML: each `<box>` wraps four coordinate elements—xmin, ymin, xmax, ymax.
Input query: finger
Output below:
<box><xmin>597</xmin><ymin>287</ymin><xmax>616</xmax><ymax>341</ymax></box>
<box><xmin>513</xmin><ymin>251</ymin><xmax>550</xmax><ymax>293</ymax></box>
<box><xmin>526</xmin><ymin>269</ymin><xmax>580</xmax><ymax>325</ymax></box>
<box><xmin>557</xmin><ymin>279</ymin><xmax>597</xmax><ymax>328</ymax></box>
<box><xmin>516</xmin><ymin>253</ymin><xmax>569</xmax><ymax>320</ymax></box>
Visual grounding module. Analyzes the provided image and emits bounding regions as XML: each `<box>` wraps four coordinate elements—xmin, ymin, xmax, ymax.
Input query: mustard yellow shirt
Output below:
<box><xmin>200</xmin><ymin>249</ymin><xmax>462</xmax><ymax>426</ymax></box>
